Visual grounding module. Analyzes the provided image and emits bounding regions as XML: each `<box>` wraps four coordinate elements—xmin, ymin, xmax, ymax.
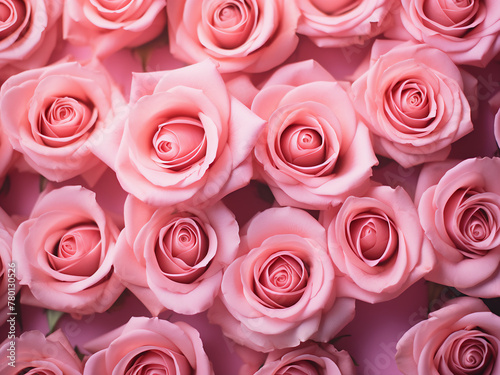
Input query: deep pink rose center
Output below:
<box><xmin>444</xmin><ymin>188</ymin><xmax>500</xmax><ymax>257</ymax></box>
<box><xmin>0</xmin><ymin>0</ymin><xmax>27</xmax><ymax>40</ymax></box>
<box><xmin>46</xmin><ymin>224</ymin><xmax>102</xmax><ymax>277</ymax></box>
<box><xmin>152</xmin><ymin>117</ymin><xmax>207</xmax><ymax>172</ymax></box>
<box><xmin>386</xmin><ymin>79</ymin><xmax>432</xmax><ymax>131</ymax></box>
<box><xmin>348</xmin><ymin>211</ymin><xmax>398</xmax><ymax>266</ymax></box>
<box><xmin>311</xmin><ymin>0</ymin><xmax>361</xmax><ymax>15</ymax></box>
<box><xmin>438</xmin><ymin>329</ymin><xmax>497</xmax><ymax>375</ymax></box>
<box><xmin>276</xmin><ymin>360</ymin><xmax>321</xmax><ymax>375</ymax></box>
<box><xmin>126</xmin><ymin>348</ymin><xmax>192</xmax><ymax>375</ymax></box>
<box><xmin>255</xmin><ymin>252</ymin><xmax>309</xmax><ymax>309</ymax></box>
<box><xmin>206</xmin><ymin>0</ymin><xmax>255</xmax><ymax>49</ymax></box>
<box><xmin>37</xmin><ymin>96</ymin><xmax>97</xmax><ymax>147</ymax></box>
<box><xmin>155</xmin><ymin>216</ymin><xmax>210</xmax><ymax>283</ymax></box>
<box><xmin>280</xmin><ymin>125</ymin><xmax>326</xmax><ymax>168</ymax></box>
<box><xmin>422</xmin><ymin>0</ymin><xmax>481</xmax><ymax>36</ymax></box>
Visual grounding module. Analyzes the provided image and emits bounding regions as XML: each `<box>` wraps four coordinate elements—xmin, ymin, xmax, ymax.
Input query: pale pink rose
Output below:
<box><xmin>208</xmin><ymin>206</ymin><xmax>355</xmax><ymax>353</ymax></box>
<box><xmin>352</xmin><ymin>40</ymin><xmax>474</xmax><ymax>168</ymax></box>
<box><xmin>114</xmin><ymin>195</ymin><xmax>240</xmax><ymax>315</ymax></box>
<box><xmin>322</xmin><ymin>184</ymin><xmax>434</xmax><ymax>303</ymax></box>
<box><xmin>167</xmin><ymin>0</ymin><xmax>300</xmax><ymax>73</ymax></box>
<box><xmin>63</xmin><ymin>0</ymin><xmax>167</xmax><ymax>58</ymax></box>
<box><xmin>0</xmin><ymin>60</ymin><xmax>127</xmax><ymax>183</ymax></box>
<box><xmin>115</xmin><ymin>60</ymin><xmax>265</xmax><ymax>207</ymax></box>
<box><xmin>0</xmin><ymin>0</ymin><xmax>62</xmax><ymax>81</ymax></box>
<box><xmin>296</xmin><ymin>0</ymin><xmax>398</xmax><ymax>47</ymax></box>
<box><xmin>417</xmin><ymin>157</ymin><xmax>500</xmax><ymax>298</ymax></box>
<box><xmin>396</xmin><ymin>297</ymin><xmax>500</xmax><ymax>374</ymax></box>
<box><xmin>240</xmin><ymin>341</ymin><xmax>356</xmax><ymax>375</ymax></box>
<box><xmin>394</xmin><ymin>0</ymin><xmax>500</xmax><ymax>67</ymax></box>
<box><xmin>0</xmin><ymin>207</ymin><xmax>16</xmax><ymax>325</ymax></box>
<box><xmin>252</xmin><ymin>60</ymin><xmax>378</xmax><ymax>210</ymax></box>
<box><xmin>83</xmin><ymin>316</ymin><xmax>214</xmax><ymax>375</ymax></box>
<box><xmin>0</xmin><ymin>329</ymin><xmax>83</xmax><ymax>374</ymax></box>
<box><xmin>12</xmin><ymin>185</ymin><xmax>125</xmax><ymax>315</ymax></box>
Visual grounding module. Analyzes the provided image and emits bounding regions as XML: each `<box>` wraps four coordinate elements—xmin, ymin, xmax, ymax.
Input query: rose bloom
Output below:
<box><xmin>208</xmin><ymin>206</ymin><xmax>355</xmax><ymax>353</ymax></box>
<box><xmin>83</xmin><ymin>316</ymin><xmax>214</xmax><ymax>375</ymax></box>
<box><xmin>252</xmin><ymin>60</ymin><xmax>377</xmax><ymax>210</ymax></box>
<box><xmin>12</xmin><ymin>185</ymin><xmax>125</xmax><ymax>315</ymax></box>
<box><xmin>0</xmin><ymin>0</ymin><xmax>62</xmax><ymax>81</ymax></box>
<box><xmin>352</xmin><ymin>40</ymin><xmax>474</xmax><ymax>168</ymax></box>
<box><xmin>396</xmin><ymin>297</ymin><xmax>500</xmax><ymax>374</ymax></box>
<box><xmin>0</xmin><ymin>329</ymin><xmax>83</xmax><ymax>374</ymax></box>
<box><xmin>63</xmin><ymin>0</ymin><xmax>167</xmax><ymax>58</ymax></box>
<box><xmin>240</xmin><ymin>341</ymin><xmax>356</xmax><ymax>375</ymax></box>
<box><xmin>115</xmin><ymin>60</ymin><xmax>265</xmax><ymax>207</ymax></box>
<box><xmin>167</xmin><ymin>0</ymin><xmax>300</xmax><ymax>73</ymax></box>
<box><xmin>394</xmin><ymin>0</ymin><xmax>500</xmax><ymax>67</ymax></box>
<box><xmin>0</xmin><ymin>60</ymin><xmax>127</xmax><ymax>183</ymax></box>
<box><xmin>322</xmin><ymin>184</ymin><xmax>434</xmax><ymax>303</ymax></box>
<box><xmin>416</xmin><ymin>157</ymin><xmax>500</xmax><ymax>298</ymax></box>
<box><xmin>295</xmin><ymin>0</ymin><xmax>398</xmax><ymax>47</ymax></box>
<box><xmin>0</xmin><ymin>207</ymin><xmax>16</xmax><ymax>325</ymax></box>
<box><xmin>114</xmin><ymin>195</ymin><xmax>240</xmax><ymax>315</ymax></box>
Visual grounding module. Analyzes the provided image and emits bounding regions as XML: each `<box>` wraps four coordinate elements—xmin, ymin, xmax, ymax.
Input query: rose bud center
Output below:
<box><xmin>280</xmin><ymin>125</ymin><xmax>326</xmax><ymax>167</ymax></box>
<box><xmin>0</xmin><ymin>0</ymin><xmax>27</xmax><ymax>40</ymax></box>
<box><xmin>152</xmin><ymin>117</ymin><xmax>207</xmax><ymax>172</ymax></box>
<box><xmin>37</xmin><ymin>96</ymin><xmax>98</xmax><ymax>147</ymax></box>
<box><xmin>348</xmin><ymin>211</ymin><xmax>398</xmax><ymax>266</ymax></box>
<box><xmin>155</xmin><ymin>217</ymin><xmax>209</xmax><ymax>283</ymax></box>
<box><xmin>255</xmin><ymin>252</ymin><xmax>309</xmax><ymax>308</ymax></box>
<box><xmin>46</xmin><ymin>224</ymin><xmax>102</xmax><ymax>277</ymax></box>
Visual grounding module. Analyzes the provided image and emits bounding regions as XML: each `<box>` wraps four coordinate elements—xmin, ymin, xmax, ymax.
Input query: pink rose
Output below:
<box><xmin>167</xmin><ymin>0</ymin><xmax>300</xmax><ymax>73</ymax></box>
<box><xmin>0</xmin><ymin>207</ymin><xmax>16</xmax><ymax>325</ymax></box>
<box><xmin>322</xmin><ymin>185</ymin><xmax>434</xmax><ymax>303</ymax></box>
<box><xmin>63</xmin><ymin>0</ymin><xmax>167</xmax><ymax>58</ymax></box>
<box><xmin>0</xmin><ymin>60</ymin><xmax>127</xmax><ymax>183</ymax></box>
<box><xmin>208</xmin><ymin>206</ymin><xmax>355</xmax><ymax>353</ymax></box>
<box><xmin>12</xmin><ymin>185</ymin><xmax>125</xmax><ymax>315</ymax></box>
<box><xmin>352</xmin><ymin>40</ymin><xmax>474</xmax><ymax>168</ymax></box>
<box><xmin>115</xmin><ymin>60</ymin><xmax>265</xmax><ymax>207</ymax></box>
<box><xmin>240</xmin><ymin>341</ymin><xmax>356</xmax><ymax>375</ymax></box>
<box><xmin>416</xmin><ymin>157</ymin><xmax>500</xmax><ymax>298</ymax></box>
<box><xmin>0</xmin><ymin>0</ymin><xmax>62</xmax><ymax>81</ymax></box>
<box><xmin>114</xmin><ymin>195</ymin><xmax>240</xmax><ymax>315</ymax></box>
<box><xmin>396</xmin><ymin>297</ymin><xmax>500</xmax><ymax>374</ymax></box>
<box><xmin>83</xmin><ymin>316</ymin><xmax>214</xmax><ymax>375</ymax></box>
<box><xmin>0</xmin><ymin>329</ymin><xmax>83</xmax><ymax>374</ymax></box>
<box><xmin>395</xmin><ymin>0</ymin><xmax>500</xmax><ymax>67</ymax></box>
<box><xmin>296</xmin><ymin>0</ymin><xmax>398</xmax><ymax>47</ymax></box>
<box><xmin>252</xmin><ymin>60</ymin><xmax>377</xmax><ymax>210</ymax></box>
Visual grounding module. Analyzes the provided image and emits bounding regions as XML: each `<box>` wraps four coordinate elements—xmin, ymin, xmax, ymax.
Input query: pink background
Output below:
<box><xmin>1</xmin><ymin>34</ymin><xmax>499</xmax><ymax>374</ymax></box>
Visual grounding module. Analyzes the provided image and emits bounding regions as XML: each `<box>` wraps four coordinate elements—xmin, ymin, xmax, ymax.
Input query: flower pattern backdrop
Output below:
<box><xmin>0</xmin><ymin>0</ymin><xmax>500</xmax><ymax>374</ymax></box>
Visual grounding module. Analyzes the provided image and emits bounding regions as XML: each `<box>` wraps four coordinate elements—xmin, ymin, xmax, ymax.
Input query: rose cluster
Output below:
<box><xmin>0</xmin><ymin>0</ymin><xmax>499</xmax><ymax>374</ymax></box>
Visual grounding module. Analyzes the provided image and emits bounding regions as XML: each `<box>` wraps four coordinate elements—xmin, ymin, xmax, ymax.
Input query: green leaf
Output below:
<box><xmin>39</xmin><ymin>175</ymin><xmax>48</xmax><ymax>192</ymax></box>
<box><xmin>256</xmin><ymin>181</ymin><xmax>275</xmax><ymax>204</ymax></box>
<box><xmin>328</xmin><ymin>334</ymin><xmax>351</xmax><ymax>345</ymax></box>
<box><xmin>46</xmin><ymin>309</ymin><xmax>65</xmax><ymax>334</ymax></box>
<box><xmin>133</xmin><ymin>44</ymin><xmax>154</xmax><ymax>72</ymax></box>
<box><xmin>350</xmin><ymin>354</ymin><xmax>359</xmax><ymax>367</ymax></box>
<box><xmin>74</xmin><ymin>346</ymin><xmax>86</xmax><ymax>361</ymax></box>
<box><xmin>0</xmin><ymin>175</ymin><xmax>10</xmax><ymax>195</ymax></box>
